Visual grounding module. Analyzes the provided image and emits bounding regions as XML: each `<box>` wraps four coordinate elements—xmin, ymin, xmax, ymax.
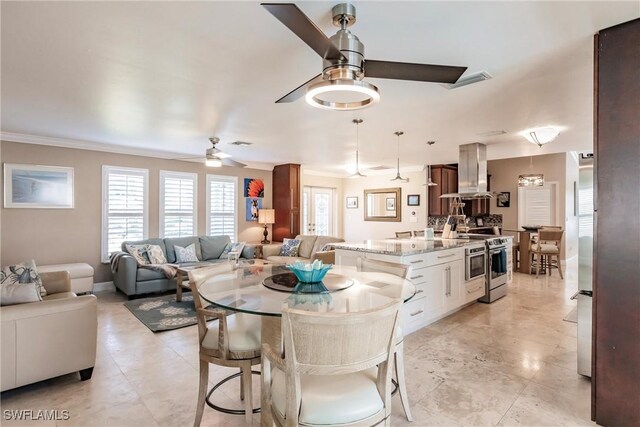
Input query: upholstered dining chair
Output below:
<box><xmin>395</xmin><ymin>231</ymin><xmax>413</xmax><ymax>239</ymax></box>
<box><xmin>262</xmin><ymin>299</ymin><xmax>403</xmax><ymax>427</ymax></box>
<box><xmin>189</xmin><ymin>265</ymin><xmax>262</xmax><ymax>426</ymax></box>
<box><xmin>356</xmin><ymin>257</ymin><xmax>413</xmax><ymax>422</ymax></box>
<box><xmin>530</xmin><ymin>228</ymin><xmax>564</xmax><ymax>279</ymax></box>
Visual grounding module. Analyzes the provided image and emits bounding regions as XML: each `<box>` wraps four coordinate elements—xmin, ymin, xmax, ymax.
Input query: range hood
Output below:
<box><xmin>440</xmin><ymin>143</ymin><xmax>496</xmax><ymax>199</ymax></box>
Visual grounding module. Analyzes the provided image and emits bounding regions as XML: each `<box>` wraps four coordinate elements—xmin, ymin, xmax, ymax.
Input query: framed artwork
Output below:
<box><xmin>407</xmin><ymin>194</ymin><xmax>420</xmax><ymax>206</ymax></box>
<box><xmin>386</xmin><ymin>197</ymin><xmax>395</xmax><ymax>211</ymax></box>
<box><xmin>496</xmin><ymin>192</ymin><xmax>510</xmax><ymax>208</ymax></box>
<box><xmin>346</xmin><ymin>196</ymin><xmax>358</xmax><ymax>209</ymax></box>
<box><xmin>4</xmin><ymin>164</ymin><xmax>74</xmax><ymax>208</ymax></box>
<box><xmin>244</xmin><ymin>178</ymin><xmax>264</xmax><ymax>198</ymax></box>
<box><xmin>246</xmin><ymin>198</ymin><xmax>262</xmax><ymax>221</ymax></box>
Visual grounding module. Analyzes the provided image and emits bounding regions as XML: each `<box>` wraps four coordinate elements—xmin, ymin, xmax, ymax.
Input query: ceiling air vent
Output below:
<box><xmin>230</xmin><ymin>141</ymin><xmax>252</xmax><ymax>146</ymax></box>
<box><xmin>443</xmin><ymin>71</ymin><xmax>492</xmax><ymax>89</ymax></box>
<box><xmin>476</xmin><ymin>130</ymin><xmax>506</xmax><ymax>137</ymax></box>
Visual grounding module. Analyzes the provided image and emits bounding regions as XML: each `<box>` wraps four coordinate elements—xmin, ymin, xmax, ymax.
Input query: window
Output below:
<box><xmin>102</xmin><ymin>166</ymin><xmax>149</xmax><ymax>262</ymax></box>
<box><xmin>206</xmin><ymin>175</ymin><xmax>237</xmax><ymax>241</ymax></box>
<box><xmin>159</xmin><ymin>171</ymin><xmax>197</xmax><ymax>238</ymax></box>
<box><xmin>517</xmin><ymin>182</ymin><xmax>559</xmax><ymax>229</ymax></box>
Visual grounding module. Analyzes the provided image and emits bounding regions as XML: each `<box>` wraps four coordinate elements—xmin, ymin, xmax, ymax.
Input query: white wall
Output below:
<box><xmin>342</xmin><ymin>170</ymin><xmax>427</xmax><ymax>241</ymax></box>
<box><xmin>565</xmin><ymin>152</ymin><xmax>580</xmax><ymax>261</ymax></box>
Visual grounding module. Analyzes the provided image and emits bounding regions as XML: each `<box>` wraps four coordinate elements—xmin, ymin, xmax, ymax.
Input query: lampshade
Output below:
<box><xmin>258</xmin><ymin>209</ymin><xmax>275</xmax><ymax>224</ymax></box>
<box><xmin>523</xmin><ymin>127</ymin><xmax>559</xmax><ymax>147</ymax></box>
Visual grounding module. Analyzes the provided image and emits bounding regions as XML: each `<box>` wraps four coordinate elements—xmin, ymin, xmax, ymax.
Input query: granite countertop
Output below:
<box><xmin>333</xmin><ymin>238</ymin><xmax>486</xmax><ymax>256</ymax></box>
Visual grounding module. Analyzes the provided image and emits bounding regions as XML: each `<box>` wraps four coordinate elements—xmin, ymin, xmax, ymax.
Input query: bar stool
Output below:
<box><xmin>530</xmin><ymin>228</ymin><xmax>564</xmax><ymax>279</ymax></box>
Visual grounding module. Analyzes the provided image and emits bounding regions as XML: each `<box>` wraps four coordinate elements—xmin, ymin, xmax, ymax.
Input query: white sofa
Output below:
<box><xmin>262</xmin><ymin>235</ymin><xmax>344</xmax><ymax>264</ymax></box>
<box><xmin>0</xmin><ymin>271</ymin><xmax>98</xmax><ymax>391</ymax></box>
<box><xmin>37</xmin><ymin>263</ymin><xmax>94</xmax><ymax>294</ymax></box>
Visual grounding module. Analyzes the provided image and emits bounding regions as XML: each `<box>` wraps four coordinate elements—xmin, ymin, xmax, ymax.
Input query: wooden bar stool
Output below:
<box><xmin>530</xmin><ymin>228</ymin><xmax>564</xmax><ymax>279</ymax></box>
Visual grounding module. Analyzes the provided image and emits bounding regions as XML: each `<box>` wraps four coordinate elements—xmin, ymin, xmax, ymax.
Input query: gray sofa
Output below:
<box><xmin>262</xmin><ymin>235</ymin><xmax>344</xmax><ymax>264</ymax></box>
<box><xmin>111</xmin><ymin>235</ymin><xmax>255</xmax><ymax>297</ymax></box>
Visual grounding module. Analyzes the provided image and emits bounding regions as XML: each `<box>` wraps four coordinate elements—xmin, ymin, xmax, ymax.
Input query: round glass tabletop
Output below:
<box><xmin>196</xmin><ymin>263</ymin><xmax>417</xmax><ymax>317</ymax></box>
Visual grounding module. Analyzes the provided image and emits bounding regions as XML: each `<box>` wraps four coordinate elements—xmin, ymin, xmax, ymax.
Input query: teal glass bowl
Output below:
<box><xmin>287</xmin><ymin>264</ymin><xmax>333</xmax><ymax>283</ymax></box>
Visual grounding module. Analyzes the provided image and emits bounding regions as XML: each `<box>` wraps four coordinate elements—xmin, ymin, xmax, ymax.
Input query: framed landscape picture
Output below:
<box><xmin>4</xmin><ymin>164</ymin><xmax>74</xmax><ymax>208</ymax></box>
<box><xmin>407</xmin><ymin>194</ymin><xmax>420</xmax><ymax>206</ymax></box>
<box><xmin>346</xmin><ymin>196</ymin><xmax>358</xmax><ymax>209</ymax></box>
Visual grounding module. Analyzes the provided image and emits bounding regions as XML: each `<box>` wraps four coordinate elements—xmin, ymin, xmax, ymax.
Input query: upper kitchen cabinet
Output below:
<box><xmin>428</xmin><ymin>165</ymin><xmax>458</xmax><ymax>216</ymax></box>
<box><xmin>272</xmin><ymin>163</ymin><xmax>301</xmax><ymax>241</ymax></box>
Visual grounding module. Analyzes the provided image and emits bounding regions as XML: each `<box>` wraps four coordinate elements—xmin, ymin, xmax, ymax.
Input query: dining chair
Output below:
<box><xmin>395</xmin><ymin>231</ymin><xmax>413</xmax><ymax>239</ymax></box>
<box><xmin>413</xmin><ymin>230</ymin><xmax>425</xmax><ymax>237</ymax></box>
<box><xmin>530</xmin><ymin>228</ymin><xmax>564</xmax><ymax>279</ymax></box>
<box><xmin>356</xmin><ymin>257</ymin><xmax>413</xmax><ymax>422</ymax></box>
<box><xmin>262</xmin><ymin>299</ymin><xmax>402</xmax><ymax>427</ymax></box>
<box><xmin>189</xmin><ymin>265</ymin><xmax>263</xmax><ymax>426</ymax></box>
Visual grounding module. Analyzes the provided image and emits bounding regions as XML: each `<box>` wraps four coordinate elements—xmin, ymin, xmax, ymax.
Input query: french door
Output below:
<box><xmin>302</xmin><ymin>186</ymin><xmax>335</xmax><ymax>236</ymax></box>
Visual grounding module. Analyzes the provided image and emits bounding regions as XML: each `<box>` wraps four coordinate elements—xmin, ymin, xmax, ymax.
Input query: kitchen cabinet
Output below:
<box><xmin>272</xmin><ymin>164</ymin><xmax>300</xmax><ymax>242</ymax></box>
<box><xmin>428</xmin><ymin>165</ymin><xmax>458</xmax><ymax>216</ymax></box>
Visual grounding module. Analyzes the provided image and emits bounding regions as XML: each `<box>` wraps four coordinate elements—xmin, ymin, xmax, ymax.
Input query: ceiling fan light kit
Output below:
<box><xmin>522</xmin><ymin>127</ymin><xmax>560</xmax><ymax>147</ymax></box>
<box><xmin>262</xmin><ymin>2</ymin><xmax>467</xmax><ymax>111</ymax></box>
<box><xmin>205</xmin><ymin>156</ymin><xmax>223</xmax><ymax>168</ymax></box>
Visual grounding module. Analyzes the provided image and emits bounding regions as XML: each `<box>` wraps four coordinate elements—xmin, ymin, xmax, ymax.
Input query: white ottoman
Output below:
<box><xmin>37</xmin><ymin>263</ymin><xmax>94</xmax><ymax>294</ymax></box>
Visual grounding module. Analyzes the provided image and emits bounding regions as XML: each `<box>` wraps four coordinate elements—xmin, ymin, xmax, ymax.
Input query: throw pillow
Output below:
<box><xmin>280</xmin><ymin>239</ymin><xmax>301</xmax><ymax>257</ymax></box>
<box><xmin>175</xmin><ymin>244</ymin><xmax>199</xmax><ymax>263</ymax></box>
<box><xmin>221</xmin><ymin>242</ymin><xmax>246</xmax><ymax>259</ymax></box>
<box><xmin>1</xmin><ymin>260</ymin><xmax>44</xmax><ymax>305</ymax></box>
<box><xmin>145</xmin><ymin>244</ymin><xmax>167</xmax><ymax>264</ymax></box>
<box><xmin>125</xmin><ymin>244</ymin><xmax>150</xmax><ymax>265</ymax></box>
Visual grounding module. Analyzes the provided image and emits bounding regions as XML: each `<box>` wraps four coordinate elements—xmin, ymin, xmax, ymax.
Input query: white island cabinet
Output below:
<box><xmin>335</xmin><ymin>239</ymin><xmax>484</xmax><ymax>335</ymax></box>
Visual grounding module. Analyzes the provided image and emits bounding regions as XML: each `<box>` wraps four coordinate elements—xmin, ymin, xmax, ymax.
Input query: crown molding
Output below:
<box><xmin>0</xmin><ymin>132</ymin><xmax>274</xmax><ymax>171</ymax></box>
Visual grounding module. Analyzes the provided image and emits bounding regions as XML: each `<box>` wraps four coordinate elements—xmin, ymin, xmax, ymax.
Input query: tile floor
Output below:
<box><xmin>1</xmin><ymin>266</ymin><xmax>594</xmax><ymax>426</ymax></box>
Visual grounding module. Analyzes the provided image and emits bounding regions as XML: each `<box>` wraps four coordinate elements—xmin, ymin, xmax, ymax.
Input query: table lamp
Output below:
<box><xmin>258</xmin><ymin>209</ymin><xmax>275</xmax><ymax>244</ymax></box>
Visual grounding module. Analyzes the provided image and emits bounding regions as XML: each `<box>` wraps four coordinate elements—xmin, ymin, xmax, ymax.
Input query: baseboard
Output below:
<box><xmin>93</xmin><ymin>281</ymin><xmax>115</xmax><ymax>292</ymax></box>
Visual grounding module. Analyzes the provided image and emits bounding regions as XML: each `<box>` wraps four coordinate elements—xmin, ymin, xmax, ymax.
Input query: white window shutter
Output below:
<box><xmin>102</xmin><ymin>167</ymin><xmax>148</xmax><ymax>261</ymax></box>
<box><xmin>206</xmin><ymin>175</ymin><xmax>237</xmax><ymax>242</ymax></box>
<box><xmin>160</xmin><ymin>171</ymin><xmax>197</xmax><ymax>238</ymax></box>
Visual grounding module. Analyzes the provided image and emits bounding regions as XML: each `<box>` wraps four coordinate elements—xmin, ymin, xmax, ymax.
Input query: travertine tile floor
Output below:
<box><xmin>1</xmin><ymin>266</ymin><xmax>594</xmax><ymax>426</ymax></box>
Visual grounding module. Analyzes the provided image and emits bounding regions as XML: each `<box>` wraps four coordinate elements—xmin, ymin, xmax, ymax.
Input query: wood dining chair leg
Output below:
<box><xmin>241</xmin><ymin>361</ymin><xmax>254</xmax><ymax>426</ymax></box>
<box><xmin>395</xmin><ymin>342</ymin><xmax>413</xmax><ymax>421</ymax></box>
<box><xmin>195</xmin><ymin>358</ymin><xmax>208</xmax><ymax>427</ymax></box>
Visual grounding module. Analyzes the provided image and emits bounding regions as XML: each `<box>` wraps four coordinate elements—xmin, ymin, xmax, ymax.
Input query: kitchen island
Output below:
<box><xmin>334</xmin><ymin>237</ymin><xmax>512</xmax><ymax>334</ymax></box>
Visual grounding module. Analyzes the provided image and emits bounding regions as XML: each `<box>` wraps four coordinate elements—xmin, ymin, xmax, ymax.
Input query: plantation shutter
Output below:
<box><xmin>160</xmin><ymin>172</ymin><xmax>197</xmax><ymax>238</ymax></box>
<box><xmin>207</xmin><ymin>175</ymin><xmax>237</xmax><ymax>241</ymax></box>
<box><xmin>102</xmin><ymin>167</ymin><xmax>148</xmax><ymax>261</ymax></box>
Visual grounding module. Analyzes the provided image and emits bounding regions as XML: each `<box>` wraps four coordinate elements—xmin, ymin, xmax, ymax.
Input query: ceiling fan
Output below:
<box><xmin>176</xmin><ymin>137</ymin><xmax>247</xmax><ymax>168</ymax></box>
<box><xmin>262</xmin><ymin>2</ymin><xmax>468</xmax><ymax>110</ymax></box>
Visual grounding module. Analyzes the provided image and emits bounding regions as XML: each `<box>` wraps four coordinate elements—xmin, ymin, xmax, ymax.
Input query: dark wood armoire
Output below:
<box><xmin>272</xmin><ymin>163</ymin><xmax>300</xmax><ymax>242</ymax></box>
<box><xmin>593</xmin><ymin>18</ymin><xmax>640</xmax><ymax>427</ymax></box>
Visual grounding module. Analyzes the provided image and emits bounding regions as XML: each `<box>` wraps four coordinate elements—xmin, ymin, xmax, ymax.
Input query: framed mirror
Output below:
<box><xmin>364</xmin><ymin>187</ymin><xmax>401</xmax><ymax>222</ymax></box>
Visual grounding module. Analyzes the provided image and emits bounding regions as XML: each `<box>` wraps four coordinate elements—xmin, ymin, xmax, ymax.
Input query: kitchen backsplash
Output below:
<box><xmin>427</xmin><ymin>214</ymin><xmax>503</xmax><ymax>230</ymax></box>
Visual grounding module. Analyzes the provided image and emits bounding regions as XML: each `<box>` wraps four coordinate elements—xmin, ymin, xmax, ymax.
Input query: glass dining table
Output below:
<box><xmin>196</xmin><ymin>261</ymin><xmax>417</xmax><ymax>426</ymax></box>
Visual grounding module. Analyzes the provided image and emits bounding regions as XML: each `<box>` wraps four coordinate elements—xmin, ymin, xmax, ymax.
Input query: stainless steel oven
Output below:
<box><xmin>465</xmin><ymin>246</ymin><xmax>486</xmax><ymax>281</ymax></box>
<box><xmin>479</xmin><ymin>237</ymin><xmax>509</xmax><ymax>303</ymax></box>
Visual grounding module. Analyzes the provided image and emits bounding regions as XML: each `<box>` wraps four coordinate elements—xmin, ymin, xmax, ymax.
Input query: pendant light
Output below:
<box><xmin>518</xmin><ymin>155</ymin><xmax>544</xmax><ymax>186</ymax></box>
<box><xmin>390</xmin><ymin>131</ymin><xmax>409</xmax><ymax>183</ymax></box>
<box><xmin>349</xmin><ymin>119</ymin><xmax>366</xmax><ymax>178</ymax></box>
<box><xmin>423</xmin><ymin>140</ymin><xmax>438</xmax><ymax>186</ymax></box>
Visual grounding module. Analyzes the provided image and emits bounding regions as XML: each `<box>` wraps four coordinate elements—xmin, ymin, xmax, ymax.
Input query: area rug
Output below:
<box><xmin>563</xmin><ymin>307</ymin><xmax>578</xmax><ymax>323</ymax></box>
<box><xmin>124</xmin><ymin>294</ymin><xmax>198</xmax><ymax>332</ymax></box>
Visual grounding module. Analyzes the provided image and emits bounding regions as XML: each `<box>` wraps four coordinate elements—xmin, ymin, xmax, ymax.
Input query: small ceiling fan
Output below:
<box><xmin>262</xmin><ymin>2</ymin><xmax>468</xmax><ymax>110</ymax></box>
<box><xmin>176</xmin><ymin>137</ymin><xmax>248</xmax><ymax>168</ymax></box>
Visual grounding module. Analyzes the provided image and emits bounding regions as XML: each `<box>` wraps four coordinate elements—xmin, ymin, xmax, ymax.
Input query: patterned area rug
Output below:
<box><xmin>124</xmin><ymin>294</ymin><xmax>198</xmax><ymax>332</ymax></box>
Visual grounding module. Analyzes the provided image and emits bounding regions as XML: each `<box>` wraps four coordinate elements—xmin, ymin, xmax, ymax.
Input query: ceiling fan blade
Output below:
<box><xmin>276</xmin><ymin>73</ymin><xmax>323</xmax><ymax>103</ymax></box>
<box><xmin>365</xmin><ymin>60</ymin><xmax>467</xmax><ymax>84</ymax></box>
<box><xmin>222</xmin><ymin>158</ymin><xmax>247</xmax><ymax>168</ymax></box>
<box><xmin>261</xmin><ymin>3</ymin><xmax>345</xmax><ymax>61</ymax></box>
